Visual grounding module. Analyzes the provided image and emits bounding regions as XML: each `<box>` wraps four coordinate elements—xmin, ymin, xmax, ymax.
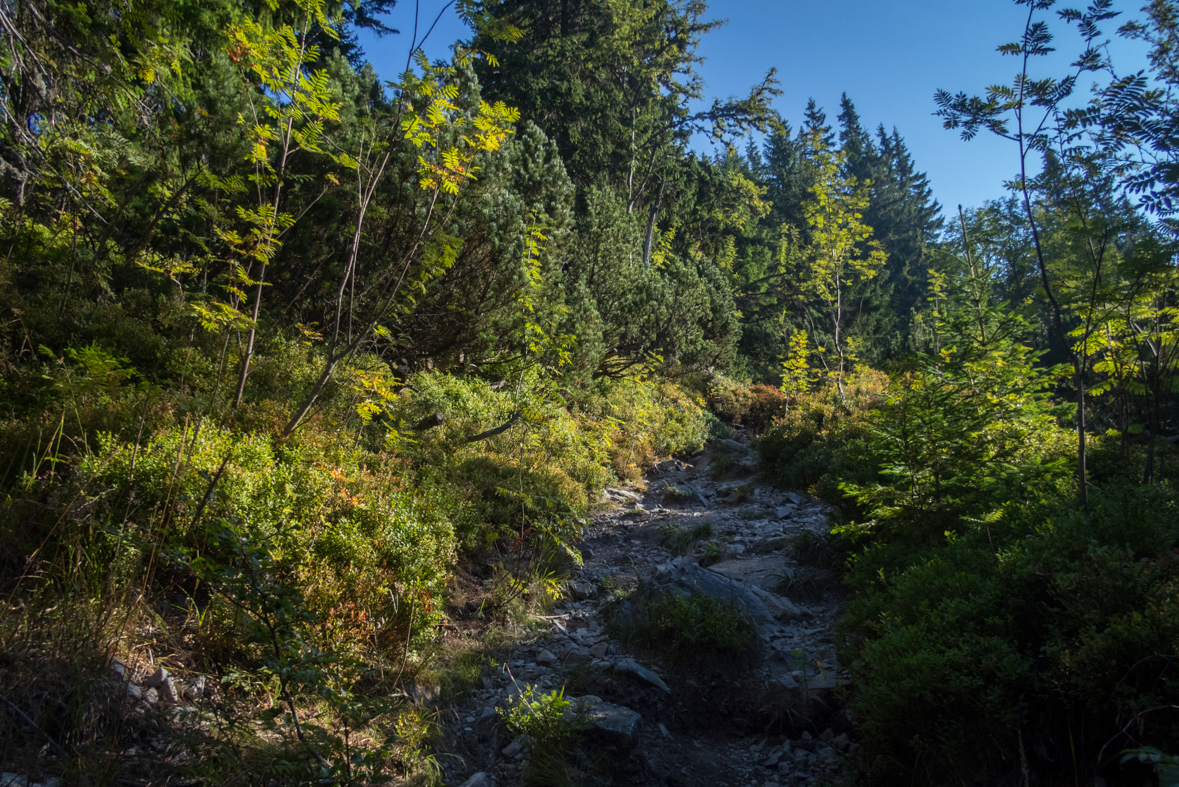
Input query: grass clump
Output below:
<box><xmin>611</xmin><ymin>588</ymin><xmax>758</xmax><ymax>660</ymax></box>
<box><xmin>657</xmin><ymin>521</ymin><xmax>714</xmax><ymax>555</ymax></box>
<box><xmin>697</xmin><ymin>540</ymin><xmax>724</xmax><ymax>567</ymax></box>
<box><xmin>775</xmin><ymin>567</ymin><xmax>837</xmax><ymax>603</ymax></box>
<box><xmin>724</xmin><ymin>482</ymin><xmax>757</xmax><ymax>504</ymax></box>
<box><xmin>786</xmin><ymin>528</ymin><xmax>841</xmax><ymax>570</ymax></box>
<box><xmin>659</xmin><ymin>481</ymin><xmax>700</xmax><ymax>505</ymax></box>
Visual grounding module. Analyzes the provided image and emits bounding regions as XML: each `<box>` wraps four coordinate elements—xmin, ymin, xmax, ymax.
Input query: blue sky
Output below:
<box><xmin>356</xmin><ymin>1</ymin><xmax>1152</xmax><ymax>221</ymax></box>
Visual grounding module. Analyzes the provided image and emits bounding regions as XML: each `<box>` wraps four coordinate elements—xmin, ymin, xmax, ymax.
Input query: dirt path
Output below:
<box><xmin>441</xmin><ymin>432</ymin><xmax>860</xmax><ymax>787</ymax></box>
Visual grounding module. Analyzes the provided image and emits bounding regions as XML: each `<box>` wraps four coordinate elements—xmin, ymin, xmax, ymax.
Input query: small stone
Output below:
<box><xmin>501</xmin><ymin>735</ymin><xmax>527</xmax><ymax>757</ymax></box>
<box><xmin>761</xmin><ymin>754</ymin><xmax>780</xmax><ymax>767</ymax></box>
<box><xmin>183</xmin><ymin>675</ymin><xmax>207</xmax><ymax>700</ymax></box>
<box><xmin>565</xmin><ymin>646</ymin><xmax>591</xmax><ymax>664</ymax></box>
<box><xmin>774</xmin><ymin>674</ymin><xmax>799</xmax><ymax>689</ymax></box>
<box><xmin>143</xmin><ymin>688</ymin><xmax>159</xmax><ymax>705</ymax></box>
<box><xmin>832</xmin><ymin>733</ymin><xmax>850</xmax><ymax>751</ymax></box>
<box><xmin>819</xmin><ymin>728</ymin><xmax>835</xmax><ymax>743</ymax></box>
<box><xmin>109</xmin><ymin>658</ymin><xmax>126</xmax><ymax>679</ymax></box>
<box><xmin>536</xmin><ymin>649</ymin><xmax>558</xmax><ymax>665</ymax></box>
<box><xmin>167</xmin><ymin>705</ymin><xmax>198</xmax><ymax>722</ymax></box>
<box><xmin>614</xmin><ymin>659</ymin><xmax>670</xmax><ymax>693</ymax></box>
<box><xmin>459</xmin><ymin>772</ymin><xmax>491</xmax><ymax>787</ymax></box>
<box><xmin>659</xmin><ymin>722</ymin><xmax>672</xmax><ymax>738</ymax></box>
<box><xmin>775</xmin><ymin>506</ymin><xmax>796</xmax><ymax>519</ymax></box>
<box><xmin>750</xmin><ymin>737</ymin><xmax>767</xmax><ymax>753</ymax></box>
<box><xmin>606</xmin><ymin>487</ymin><xmax>642</xmax><ymax>502</ymax></box>
<box><xmin>581</xmin><ymin>547</ymin><xmax>595</xmax><ymax>560</ymax></box>
<box><xmin>125</xmin><ymin>683</ymin><xmax>143</xmax><ymax>702</ymax></box>
<box><xmin>480</xmin><ymin>705</ymin><xmax>497</xmax><ymax>721</ymax></box>
<box><xmin>589</xmin><ymin>642</ymin><xmax>609</xmax><ymax>659</ymax></box>
<box><xmin>143</xmin><ymin>667</ymin><xmax>177</xmax><ymax>703</ymax></box>
<box><xmin>784</xmin><ymin>492</ymin><xmax>805</xmax><ymax>505</ymax></box>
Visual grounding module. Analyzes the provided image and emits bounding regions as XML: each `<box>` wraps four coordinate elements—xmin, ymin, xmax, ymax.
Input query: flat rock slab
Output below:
<box><xmin>708</xmin><ymin>557</ymin><xmax>786</xmax><ymax>592</ymax></box>
<box><xmin>718</xmin><ymin>439</ymin><xmax>754</xmax><ymax>454</ymax></box>
<box><xmin>661</xmin><ymin>564</ymin><xmax>775</xmax><ymax>622</ymax></box>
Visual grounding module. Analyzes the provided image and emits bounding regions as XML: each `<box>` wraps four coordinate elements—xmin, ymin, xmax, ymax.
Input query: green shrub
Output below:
<box><xmin>707</xmin><ymin>374</ymin><xmax>757</xmax><ymax>424</ymax></box>
<box><xmin>757</xmin><ymin>368</ymin><xmax>886</xmax><ymax>504</ymax></box>
<box><xmin>706</xmin><ymin>375</ymin><xmax>786</xmax><ymax>433</ymax></box>
<box><xmin>840</xmin><ymin>487</ymin><xmax>1179</xmax><ymax>784</ymax></box>
<box><xmin>499</xmin><ymin>686</ymin><xmax>590</xmax><ymax>787</ymax></box>
<box><xmin>70</xmin><ymin>425</ymin><xmax>454</xmax><ymax>643</ymax></box>
<box><xmin>584</xmin><ymin>375</ymin><xmax>709</xmax><ymax>479</ymax></box>
<box><xmin>387</xmin><ymin>371</ymin><xmax>706</xmax><ymax>553</ymax></box>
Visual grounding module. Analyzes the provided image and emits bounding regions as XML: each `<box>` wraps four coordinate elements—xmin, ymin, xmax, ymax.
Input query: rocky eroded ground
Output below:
<box><xmin>439</xmin><ymin>432</ymin><xmax>860</xmax><ymax>787</ymax></box>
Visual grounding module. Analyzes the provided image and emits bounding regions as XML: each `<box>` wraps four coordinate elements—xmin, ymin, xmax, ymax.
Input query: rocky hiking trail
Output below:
<box><xmin>440</xmin><ymin>432</ymin><xmax>860</xmax><ymax>787</ymax></box>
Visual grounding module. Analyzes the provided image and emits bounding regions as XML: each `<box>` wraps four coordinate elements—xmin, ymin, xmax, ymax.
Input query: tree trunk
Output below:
<box><xmin>642</xmin><ymin>178</ymin><xmax>665</xmax><ymax>268</ymax></box>
<box><xmin>1076</xmin><ymin>362</ymin><xmax>1088</xmax><ymax>507</ymax></box>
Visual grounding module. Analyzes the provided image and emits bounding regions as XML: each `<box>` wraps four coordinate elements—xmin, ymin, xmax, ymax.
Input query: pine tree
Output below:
<box><xmin>803</xmin><ymin>98</ymin><xmax>835</xmax><ymax>150</ymax></box>
<box><xmin>838</xmin><ymin>93</ymin><xmax>876</xmax><ymax>184</ymax></box>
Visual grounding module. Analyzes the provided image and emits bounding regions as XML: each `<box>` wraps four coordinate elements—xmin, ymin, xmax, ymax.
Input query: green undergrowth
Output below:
<box><xmin>761</xmin><ymin>367</ymin><xmax>1179</xmax><ymax>784</ymax></box>
<box><xmin>499</xmin><ymin>686</ymin><xmax>592</xmax><ymax>787</ymax></box>
<box><xmin>0</xmin><ymin>330</ymin><xmax>708</xmax><ymax>783</ymax></box>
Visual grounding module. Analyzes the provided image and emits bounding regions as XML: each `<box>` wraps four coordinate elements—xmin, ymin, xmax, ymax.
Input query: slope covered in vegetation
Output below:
<box><xmin>1</xmin><ymin>0</ymin><xmax>1179</xmax><ymax>784</ymax></box>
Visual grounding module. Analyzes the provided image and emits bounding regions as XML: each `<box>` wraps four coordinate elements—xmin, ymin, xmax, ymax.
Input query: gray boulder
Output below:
<box><xmin>567</xmin><ymin>696</ymin><xmax>641</xmax><ymax>748</ymax></box>
<box><xmin>660</xmin><ymin>564</ymin><xmax>774</xmax><ymax>623</ymax></box>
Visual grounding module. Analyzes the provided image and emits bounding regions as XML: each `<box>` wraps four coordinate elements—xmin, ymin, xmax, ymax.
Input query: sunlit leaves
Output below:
<box><xmin>787</xmin><ymin>130</ymin><xmax>887</xmax><ymax>392</ymax></box>
<box><xmin>398</xmin><ymin>55</ymin><xmax>520</xmax><ymax>196</ymax></box>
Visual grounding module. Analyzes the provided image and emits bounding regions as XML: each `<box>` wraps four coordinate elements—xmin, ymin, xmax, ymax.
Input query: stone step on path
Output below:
<box><xmin>441</xmin><ymin>429</ymin><xmax>861</xmax><ymax>787</ymax></box>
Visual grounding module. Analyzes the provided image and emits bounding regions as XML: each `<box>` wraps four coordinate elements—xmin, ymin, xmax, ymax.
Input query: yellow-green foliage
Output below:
<box><xmin>706</xmin><ymin>374</ymin><xmax>786</xmax><ymax>432</ymax></box>
<box><xmin>74</xmin><ymin>425</ymin><xmax>454</xmax><ymax>651</ymax></box>
<box><xmin>389</xmin><ymin>372</ymin><xmax>708</xmax><ymax>552</ymax></box>
<box><xmin>574</xmin><ymin>375</ymin><xmax>709</xmax><ymax>482</ymax></box>
<box><xmin>0</xmin><ymin>339</ymin><xmax>709</xmax><ymax>781</ymax></box>
<box><xmin>707</xmin><ymin>374</ymin><xmax>757</xmax><ymax>424</ymax></box>
<box><xmin>758</xmin><ymin>368</ymin><xmax>888</xmax><ymax>503</ymax></box>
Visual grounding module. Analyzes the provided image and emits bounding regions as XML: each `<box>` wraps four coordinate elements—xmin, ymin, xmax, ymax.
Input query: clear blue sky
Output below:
<box><xmin>357</xmin><ymin>1</ymin><xmax>1152</xmax><ymax>222</ymax></box>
